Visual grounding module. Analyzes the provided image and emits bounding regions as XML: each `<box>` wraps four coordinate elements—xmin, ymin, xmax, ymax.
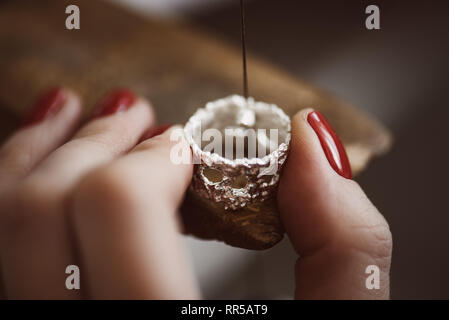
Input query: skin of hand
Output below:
<box><xmin>0</xmin><ymin>87</ymin><xmax>198</xmax><ymax>299</ymax></box>
<box><xmin>278</xmin><ymin>110</ymin><xmax>392</xmax><ymax>299</ymax></box>
<box><xmin>0</xmin><ymin>87</ymin><xmax>392</xmax><ymax>299</ymax></box>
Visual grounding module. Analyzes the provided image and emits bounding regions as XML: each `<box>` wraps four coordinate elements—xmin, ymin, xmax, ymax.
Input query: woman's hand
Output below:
<box><xmin>278</xmin><ymin>109</ymin><xmax>392</xmax><ymax>299</ymax></box>
<box><xmin>0</xmin><ymin>87</ymin><xmax>391</xmax><ymax>299</ymax></box>
<box><xmin>0</xmin><ymin>87</ymin><xmax>198</xmax><ymax>299</ymax></box>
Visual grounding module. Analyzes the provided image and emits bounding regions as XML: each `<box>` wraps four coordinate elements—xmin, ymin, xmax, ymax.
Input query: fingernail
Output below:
<box><xmin>21</xmin><ymin>87</ymin><xmax>66</xmax><ymax>127</ymax></box>
<box><xmin>92</xmin><ymin>88</ymin><xmax>136</xmax><ymax>118</ymax></box>
<box><xmin>307</xmin><ymin>111</ymin><xmax>352</xmax><ymax>179</ymax></box>
<box><xmin>142</xmin><ymin>124</ymin><xmax>173</xmax><ymax>141</ymax></box>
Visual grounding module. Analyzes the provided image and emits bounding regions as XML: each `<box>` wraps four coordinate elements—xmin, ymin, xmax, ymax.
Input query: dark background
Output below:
<box><xmin>190</xmin><ymin>0</ymin><xmax>449</xmax><ymax>299</ymax></box>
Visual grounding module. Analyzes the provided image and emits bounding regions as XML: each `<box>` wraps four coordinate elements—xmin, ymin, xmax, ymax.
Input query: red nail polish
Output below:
<box><xmin>142</xmin><ymin>124</ymin><xmax>172</xmax><ymax>140</ymax></box>
<box><xmin>92</xmin><ymin>89</ymin><xmax>136</xmax><ymax>118</ymax></box>
<box><xmin>21</xmin><ymin>87</ymin><xmax>66</xmax><ymax>127</ymax></box>
<box><xmin>307</xmin><ymin>111</ymin><xmax>352</xmax><ymax>179</ymax></box>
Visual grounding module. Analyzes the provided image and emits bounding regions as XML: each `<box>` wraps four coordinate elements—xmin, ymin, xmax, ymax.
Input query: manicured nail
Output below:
<box><xmin>142</xmin><ymin>124</ymin><xmax>173</xmax><ymax>141</ymax></box>
<box><xmin>307</xmin><ymin>111</ymin><xmax>352</xmax><ymax>179</ymax></box>
<box><xmin>21</xmin><ymin>87</ymin><xmax>66</xmax><ymax>127</ymax></box>
<box><xmin>92</xmin><ymin>88</ymin><xmax>136</xmax><ymax>118</ymax></box>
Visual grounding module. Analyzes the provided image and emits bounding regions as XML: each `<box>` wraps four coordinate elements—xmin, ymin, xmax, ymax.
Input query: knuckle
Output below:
<box><xmin>368</xmin><ymin>222</ymin><xmax>393</xmax><ymax>260</ymax></box>
<box><xmin>71</xmin><ymin>136</ymin><xmax>121</xmax><ymax>156</ymax></box>
<box><xmin>72</xmin><ymin>166</ymin><xmax>137</xmax><ymax>221</ymax></box>
<box><xmin>0</xmin><ymin>179</ymin><xmax>55</xmax><ymax>239</ymax></box>
<box><xmin>340</xmin><ymin>183</ymin><xmax>393</xmax><ymax>264</ymax></box>
<box><xmin>348</xmin><ymin>221</ymin><xmax>393</xmax><ymax>268</ymax></box>
<box><xmin>0</xmin><ymin>141</ymin><xmax>30</xmax><ymax>178</ymax></box>
<box><xmin>73</xmin><ymin>121</ymin><xmax>137</xmax><ymax>153</ymax></box>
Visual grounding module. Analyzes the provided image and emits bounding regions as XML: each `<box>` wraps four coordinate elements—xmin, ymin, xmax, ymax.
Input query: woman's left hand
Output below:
<box><xmin>0</xmin><ymin>87</ymin><xmax>198</xmax><ymax>299</ymax></box>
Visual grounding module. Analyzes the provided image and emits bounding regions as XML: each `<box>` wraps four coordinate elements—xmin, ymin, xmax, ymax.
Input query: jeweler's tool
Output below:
<box><xmin>240</xmin><ymin>0</ymin><xmax>249</xmax><ymax>99</ymax></box>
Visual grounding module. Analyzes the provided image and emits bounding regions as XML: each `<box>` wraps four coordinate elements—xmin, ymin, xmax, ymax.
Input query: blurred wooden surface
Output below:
<box><xmin>0</xmin><ymin>0</ymin><xmax>391</xmax><ymax>175</ymax></box>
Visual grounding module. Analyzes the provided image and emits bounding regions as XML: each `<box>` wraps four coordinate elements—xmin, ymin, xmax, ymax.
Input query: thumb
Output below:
<box><xmin>278</xmin><ymin>109</ymin><xmax>392</xmax><ymax>300</ymax></box>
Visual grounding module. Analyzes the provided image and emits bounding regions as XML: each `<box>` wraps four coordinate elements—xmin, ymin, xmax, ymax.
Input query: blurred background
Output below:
<box><xmin>2</xmin><ymin>0</ymin><xmax>449</xmax><ymax>299</ymax></box>
<box><xmin>111</xmin><ymin>0</ymin><xmax>449</xmax><ymax>299</ymax></box>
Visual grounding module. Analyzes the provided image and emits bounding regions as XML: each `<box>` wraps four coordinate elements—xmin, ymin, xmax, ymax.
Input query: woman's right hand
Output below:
<box><xmin>278</xmin><ymin>109</ymin><xmax>392</xmax><ymax>299</ymax></box>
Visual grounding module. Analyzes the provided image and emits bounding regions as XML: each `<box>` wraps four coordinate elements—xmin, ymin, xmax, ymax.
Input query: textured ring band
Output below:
<box><xmin>184</xmin><ymin>95</ymin><xmax>291</xmax><ymax>210</ymax></box>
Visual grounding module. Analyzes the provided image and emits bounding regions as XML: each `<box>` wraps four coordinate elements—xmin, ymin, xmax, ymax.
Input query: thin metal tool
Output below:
<box><xmin>240</xmin><ymin>0</ymin><xmax>249</xmax><ymax>99</ymax></box>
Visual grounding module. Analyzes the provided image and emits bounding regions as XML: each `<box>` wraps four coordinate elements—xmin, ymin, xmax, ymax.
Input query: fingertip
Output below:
<box><xmin>57</xmin><ymin>88</ymin><xmax>83</xmax><ymax>124</ymax></box>
<box><xmin>292</xmin><ymin>108</ymin><xmax>315</xmax><ymax>124</ymax></box>
<box><xmin>20</xmin><ymin>87</ymin><xmax>81</xmax><ymax>129</ymax></box>
<box><xmin>137</xmin><ymin>97</ymin><xmax>156</xmax><ymax>123</ymax></box>
<box><xmin>132</xmin><ymin>97</ymin><xmax>157</xmax><ymax>133</ymax></box>
<box><xmin>278</xmin><ymin>110</ymin><xmax>391</xmax><ymax>299</ymax></box>
<box><xmin>287</xmin><ymin>108</ymin><xmax>352</xmax><ymax>184</ymax></box>
<box><xmin>278</xmin><ymin>108</ymin><xmax>355</xmax><ymax>254</ymax></box>
<box><xmin>279</xmin><ymin>107</ymin><xmax>390</xmax><ymax>257</ymax></box>
<box><xmin>280</xmin><ymin>108</ymin><xmax>334</xmax><ymax>194</ymax></box>
<box><xmin>89</xmin><ymin>89</ymin><xmax>156</xmax><ymax>133</ymax></box>
<box><xmin>0</xmin><ymin>87</ymin><xmax>83</xmax><ymax>183</ymax></box>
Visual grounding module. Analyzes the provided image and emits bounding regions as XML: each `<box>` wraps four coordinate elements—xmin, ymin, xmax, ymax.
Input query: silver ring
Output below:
<box><xmin>184</xmin><ymin>95</ymin><xmax>291</xmax><ymax>210</ymax></box>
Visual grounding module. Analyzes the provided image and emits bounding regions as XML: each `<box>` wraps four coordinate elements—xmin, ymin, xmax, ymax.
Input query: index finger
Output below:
<box><xmin>70</xmin><ymin>126</ymin><xmax>199</xmax><ymax>299</ymax></box>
